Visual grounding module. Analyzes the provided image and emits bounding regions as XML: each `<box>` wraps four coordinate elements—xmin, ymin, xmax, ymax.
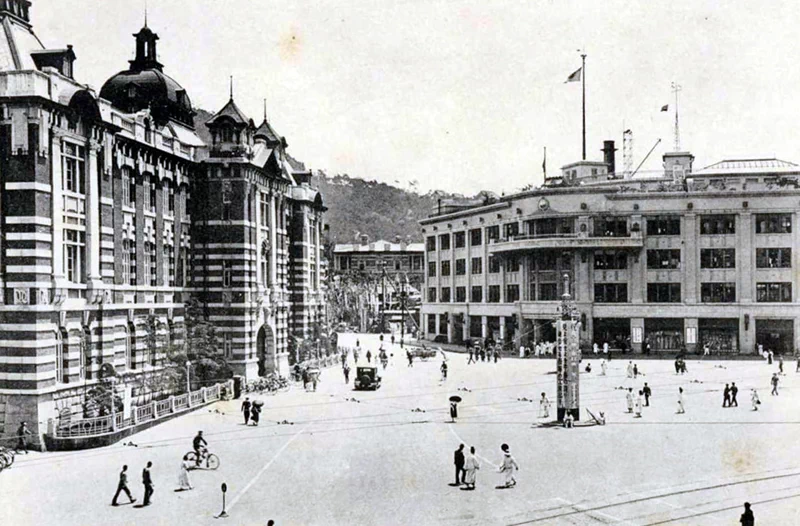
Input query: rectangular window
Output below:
<box><xmin>260</xmin><ymin>193</ymin><xmax>269</xmax><ymax>226</ymax></box>
<box><xmin>441</xmin><ymin>260</ymin><xmax>451</xmax><ymax>276</ymax></box>
<box><xmin>506</xmin><ymin>284</ymin><xmax>520</xmax><ymax>302</ymax></box>
<box><xmin>506</xmin><ymin>255</ymin><xmax>520</xmax><ymax>272</ymax></box>
<box><xmin>647</xmin><ymin>249</ymin><xmax>681</xmax><ymax>269</ymax></box>
<box><xmin>488</xmin><ymin>285</ymin><xmax>501</xmax><ymax>303</ymax></box>
<box><xmin>455</xmin><ymin>286</ymin><xmax>466</xmax><ymax>302</ymax></box>
<box><xmin>426</xmin><ymin>236</ymin><xmax>436</xmax><ymax>251</ymax></box>
<box><xmin>647</xmin><ymin>215</ymin><xmax>681</xmax><ymax>236</ymax></box>
<box><xmin>455</xmin><ymin>259</ymin><xmax>466</xmax><ymax>275</ymax></box>
<box><xmin>121</xmin><ymin>239</ymin><xmax>131</xmax><ymax>285</ymax></box>
<box><xmin>701</xmin><ymin>282</ymin><xmax>736</xmax><ymax>303</ymax></box>
<box><xmin>647</xmin><ymin>283</ymin><xmax>682</xmax><ymax>303</ymax></box>
<box><xmin>428</xmin><ymin>261</ymin><xmax>437</xmax><ymax>277</ymax></box>
<box><xmin>594</xmin><ymin>250</ymin><xmax>627</xmax><ymax>270</ymax></box>
<box><xmin>488</xmin><ymin>255</ymin><xmax>501</xmax><ymax>273</ymax></box>
<box><xmin>471</xmin><ymin>257</ymin><xmax>482</xmax><ymax>274</ymax></box>
<box><xmin>504</xmin><ymin>222</ymin><xmax>519</xmax><ymax>239</ymax></box>
<box><xmin>168</xmin><ymin>184</ymin><xmax>175</xmax><ymax>214</ymax></box>
<box><xmin>64</xmin><ymin>229</ymin><xmax>85</xmax><ymax>283</ymax></box>
<box><xmin>470</xmin><ymin>286</ymin><xmax>483</xmax><ymax>303</ymax></box>
<box><xmin>700</xmin><ymin>248</ymin><xmax>736</xmax><ymax>269</ymax></box>
<box><xmin>62</xmin><ymin>142</ymin><xmax>86</xmax><ymax>194</ymax></box>
<box><xmin>756</xmin><ymin>282</ymin><xmax>792</xmax><ymax>302</ymax></box>
<box><xmin>454</xmin><ymin>231</ymin><xmax>465</xmax><ymax>248</ymax></box>
<box><xmin>594</xmin><ymin>283</ymin><xmax>628</xmax><ymax>303</ymax></box>
<box><xmin>428</xmin><ymin>287</ymin><xmax>437</xmax><ymax>303</ymax></box>
<box><xmin>470</xmin><ymin>228</ymin><xmax>482</xmax><ymax>246</ymax></box>
<box><xmin>538</xmin><ymin>283</ymin><xmax>558</xmax><ymax>301</ymax></box>
<box><xmin>756</xmin><ymin>248</ymin><xmax>792</xmax><ymax>268</ymax></box>
<box><xmin>594</xmin><ymin>217</ymin><xmax>628</xmax><ymax>237</ymax></box>
<box><xmin>700</xmin><ymin>214</ymin><xmax>736</xmax><ymax>235</ymax></box>
<box><xmin>486</xmin><ymin>225</ymin><xmax>500</xmax><ymax>242</ymax></box>
<box><xmin>440</xmin><ymin>287</ymin><xmax>451</xmax><ymax>302</ymax></box>
<box><xmin>427</xmin><ymin>314</ymin><xmax>436</xmax><ymax>333</ymax></box>
<box><xmin>145</xmin><ymin>241</ymin><xmax>157</xmax><ymax>286</ymax></box>
<box><xmin>412</xmin><ymin>256</ymin><xmax>422</xmax><ymax>270</ymax></box>
<box><xmin>223</xmin><ymin>260</ymin><xmax>232</xmax><ymax>287</ymax></box>
<box><xmin>128</xmin><ymin>238</ymin><xmax>137</xmax><ymax>285</ymax></box>
<box><xmin>439</xmin><ymin>234</ymin><xmax>451</xmax><ymax>251</ymax></box>
<box><xmin>223</xmin><ymin>335</ymin><xmax>233</xmax><ymax>359</ymax></box>
<box><xmin>755</xmin><ymin>214</ymin><xmax>792</xmax><ymax>234</ymax></box>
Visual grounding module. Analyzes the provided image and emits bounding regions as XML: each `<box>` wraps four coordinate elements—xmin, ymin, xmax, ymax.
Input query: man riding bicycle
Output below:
<box><xmin>193</xmin><ymin>431</ymin><xmax>207</xmax><ymax>467</ymax></box>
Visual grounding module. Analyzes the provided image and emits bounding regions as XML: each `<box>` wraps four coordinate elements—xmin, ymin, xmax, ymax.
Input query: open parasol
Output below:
<box><xmin>449</xmin><ymin>395</ymin><xmax>462</xmax><ymax>403</ymax></box>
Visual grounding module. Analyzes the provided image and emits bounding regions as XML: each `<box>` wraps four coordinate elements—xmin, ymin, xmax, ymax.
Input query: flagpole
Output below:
<box><xmin>581</xmin><ymin>53</ymin><xmax>587</xmax><ymax>160</ymax></box>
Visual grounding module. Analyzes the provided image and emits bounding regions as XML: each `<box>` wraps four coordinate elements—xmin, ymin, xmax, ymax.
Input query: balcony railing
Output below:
<box><xmin>488</xmin><ymin>232</ymin><xmax>643</xmax><ymax>253</ymax></box>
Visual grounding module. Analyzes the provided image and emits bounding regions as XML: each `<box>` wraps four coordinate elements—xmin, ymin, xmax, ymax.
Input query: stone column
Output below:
<box><xmin>499</xmin><ymin>315</ymin><xmax>506</xmax><ymax>341</ymax></box>
<box><xmin>462</xmin><ymin>314</ymin><xmax>470</xmax><ymax>341</ymax></box>
<box><xmin>434</xmin><ymin>313</ymin><xmax>440</xmax><ymax>337</ymax></box>
<box><xmin>682</xmin><ymin>214</ymin><xmax>697</xmax><ymax>303</ymax></box>
<box><xmin>738</xmin><ymin>212</ymin><xmax>753</xmax><ymax>302</ymax></box>
<box><xmin>481</xmin><ymin>315</ymin><xmax>488</xmax><ymax>339</ymax></box>
<box><xmin>255</xmin><ymin>189</ymin><xmax>263</xmax><ymax>290</ymax></box>
<box><xmin>86</xmin><ymin>141</ymin><xmax>102</xmax><ymax>285</ymax></box>
<box><xmin>447</xmin><ymin>313</ymin><xmax>454</xmax><ymax>343</ymax></box>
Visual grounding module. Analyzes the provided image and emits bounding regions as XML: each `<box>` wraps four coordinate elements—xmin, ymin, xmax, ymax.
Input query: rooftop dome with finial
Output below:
<box><xmin>99</xmin><ymin>18</ymin><xmax>195</xmax><ymax>127</ymax></box>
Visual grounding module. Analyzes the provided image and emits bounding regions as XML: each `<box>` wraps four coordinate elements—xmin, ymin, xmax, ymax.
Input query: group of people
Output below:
<box><xmin>452</xmin><ymin>443</ymin><xmax>519</xmax><ymax>490</ymax></box>
<box><xmin>466</xmin><ymin>345</ymin><xmax>500</xmax><ymax>364</ymax></box>
<box><xmin>521</xmin><ymin>341</ymin><xmax>557</xmax><ymax>358</ymax></box>
<box><xmin>111</xmin><ymin>462</ymin><xmax>154</xmax><ymax>506</ymax></box>
<box><xmin>624</xmin><ymin>383</ymin><xmax>652</xmax><ymax>417</ymax></box>
<box><xmin>241</xmin><ymin>397</ymin><xmax>262</xmax><ymax>425</ymax></box>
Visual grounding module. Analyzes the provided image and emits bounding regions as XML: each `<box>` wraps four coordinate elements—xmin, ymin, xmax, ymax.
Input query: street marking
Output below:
<box><xmin>555</xmin><ymin>497</ymin><xmax>632</xmax><ymax>525</ymax></box>
<box><xmin>227</xmin><ymin>423</ymin><xmax>310</xmax><ymax>512</ymax></box>
<box><xmin>448</xmin><ymin>423</ymin><xmax>499</xmax><ymax>469</ymax></box>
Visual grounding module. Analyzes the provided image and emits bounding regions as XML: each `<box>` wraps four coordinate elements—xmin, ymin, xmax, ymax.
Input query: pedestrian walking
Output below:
<box><xmin>441</xmin><ymin>361</ymin><xmax>448</xmax><ymax>381</ymax></box>
<box><xmin>356</xmin><ymin>339</ymin><xmax>360</xmax><ymax>349</ymax></box>
<box><xmin>643</xmin><ymin>383</ymin><xmax>651</xmax><ymax>406</ymax></box>
<box><xmin>343</xmin><ymin>363</ymin><xmax>351</xmax><ymax>384</ymax></box>
<box><xmin>676</xmin><ymin>387</ymin><xmax>685</xmax><ymax>414</ymax></box>
<box><xmin>463</xmin><ymin>446</ymin><xmax>479</xmax><ymax>490</ymax></box>
<box><xmin>539</xmin><ymin>392</ymin><xmax>550</xmax><ymax>419</ymax></box>
<box><xmin>796</xmin><ymin>354</ymin><xmax>800</xmax><ymax>372</ymax></box>
<box><xmin>450</xmin><ymin>400</ymin><xmax>459</xmax><ymax>422</ymax></box>
<box><xmin>468</xmin><ymin>348</ymin><xmax>475</xmax><ymax>364</ymax></box>
<box><xmin>626</xmin><ymin>361</ymin><xmax>634</xmax><ymax>379</ymax></box>
<box><xmin>407</xmin><ymin>350</ymin><xmax>413</xmax><ymax>367</ymax></box>
<box><xmin>177</xmin><ymin>454</ymin><xmax>193</xmax><ymax>491</ymax></box>
<box><xmin>626</xmin><ymin>388</ymin><xmax>634</xmax><ymax>413</ymax></box>
<box><xmin>366</xmin><ymin>350</ymin><xmax>372</xmax><ymax>364</ymax></box>
<box><xmin>251</xmin><ymin>403</ymin><xmax>261</xmax><ymax>426</ymax></box>
<box><xmin>779</xmin><ymin>355</ymin><xmax>784</xmax><ymax>374</ymax></box>
<box><xmin>634</xmin><ymin>391</ymin><xmax>643</xmax><ymax>418</ymax></box>
<box><xmin>453</xmin><ymin>444</ymin><xmax>466</xmax><ymax>486</ymax></box>
<box><xmin>302</xmin><ymin>368</ymin><xmax>309</xmax><ymax>390</ymax></box>
<box><xmin>311</xmin><ymin>370</ymin><xmax>319</xmax><ymax>391</ymax></box>
<box><xmin>633</xmin><ymin>363</ymin><xmax>639</xmax><ymax>379</ymax></box>
<box><xmin>111</xmin><ymin>465</ymin><xmax>136</xmax><ymax>506</ymax></box>
<box><xmin>593</xmin><ymin>342</ymin><xmax>599</xmax><ymax>355</ymax></box>
<box><xmin>600</xmin><ymin>359</ymin><xmax>607</xmax><ymax>376</ymax></box>
<box><xmin>730</xmin><ymin>382</ymin><xmax>739</xmax><ymax>407</ymax></box>
<box><xmin>142</xmin><ymin>461</ymin><xmax>154</xmax><ymax>506</ymax></box>
<box><xmin>740</xmin><ymin>502</ymin><xmax>754</xmax><ymax>526</ymax></box>
<box><xmin>493</xmin><ymin>349</ymin><xmax>498</xmax><ymax>363</ymax></box>
<box><xmin>498</xmin><ymin>444</ymin><xmax>519</xmax><ymax>488</ymax></box>
<box><xmin>723</xmin><ymin>384</ymin><xmax>731</xmax><ymax>407</ymax></box>
<box><xmin>768</xmin><ymin>350</ymin><xmax>773</xmax><ymax>364</ymax></box>
<box><xmin>391</xmin><ymin>335</ymin><xmax>395</xmax><ymax>345</ymax></box>
<box><xmin>771</xmin><ymin>373</ymin><xmax>780</xmax><ymax>395</ymax></box>
<box><xmin>603</xmin><ymin>342</ymin><xmax>609</xmax><ymax>359</ymax></box>
<box><xmin>241</xmin><ymin>397</ymin><xmax>251</xmax><ymax>425</ymax></box>
<box><xmin>751</xmin><ymin>389</ymin><xmax>760</xmax><ymax>411</ymax></box>
<box><xmin>16</xmin><ymin>421</ymin><xmax>31</xmax><ymax>453</ymax></box>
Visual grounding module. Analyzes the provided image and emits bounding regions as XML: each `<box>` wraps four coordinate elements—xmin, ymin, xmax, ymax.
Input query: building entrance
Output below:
<box><xmin>756</xmin><ymin>319</ymin><xmax>794</xmax><ymax>355</ymax></box>
<box><xmin>644</xmin><ymin>318</ymin><xmax>684</xmax><ymax>352</ymax></box>
<box><xmin>699</xmin><ymin>318</ymin><xmax>739</xmax><ymax>353</ymax></box>
<box><xmin>593</xmin><ymin>318</ymin><xmax>631</xmax><ymax>352</ymax></box>
<box><xmin>257</xmin><ymin>325</ymin><xmax>275</xmax><ymax>377</ymax></box>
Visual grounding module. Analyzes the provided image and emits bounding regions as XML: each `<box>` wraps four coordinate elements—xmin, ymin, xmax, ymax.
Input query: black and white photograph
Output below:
<box><xmin>1</xmin><ymin>1</ymin><xmax>800</xmax><ymax>524</ymax></box>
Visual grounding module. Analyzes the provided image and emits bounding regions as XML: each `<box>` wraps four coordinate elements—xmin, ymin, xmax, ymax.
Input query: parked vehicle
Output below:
<box><xmin>354</xmin><ymin>366</ymin><xmax>382</xmax><ymax>390</ymax></box>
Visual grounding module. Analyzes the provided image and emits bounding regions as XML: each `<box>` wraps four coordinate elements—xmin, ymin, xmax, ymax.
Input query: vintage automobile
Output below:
<box><xmin>408</xmin><ymin>345</ymin><xmax>439</xmax><ymax>361</ymax></box>
<box><xmin>354</xmin><ymin>366</ymin><xmax>382</xmax><ymax>390</ymax></box>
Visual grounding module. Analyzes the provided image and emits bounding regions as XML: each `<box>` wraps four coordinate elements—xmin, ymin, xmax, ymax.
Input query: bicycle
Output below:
<box><xmin>185</xmin><ymin>448</ymin><xmax>220</xmax><ymax>470</ymax></box>
<box><xmin>0</xmin><ymin>447</ymin><xmax>15</xmax><ymax>472</ymax></box>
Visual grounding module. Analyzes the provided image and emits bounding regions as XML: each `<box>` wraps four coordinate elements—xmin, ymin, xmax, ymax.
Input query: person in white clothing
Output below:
<box><xmin>626</xmin><ymin>388</ymin><xmax>634</xmax><ymax>413</ymax></box>
<box><xmin>634</xmin><ymin>391</ymin><xmax>643</xmax><ymax>418</ymax></box>
<box><xmin>498</xmin><ymin>444</ymin><xmax>519</xmax><ymax>488</ymax></box>
<box><xmin>676</xmin><ymin>387</ymin><xmax>685</xmax><ymax>414</ymax></box>
<box><xmin>603</xmin><ymin>342</ymin><xmax>609</xmax><ymax>356</ymax></box>
<box><xmin>751</xmin><ymin>389</ymin><xmax>760</xmax><ymax>411</ymax></box>
<box><xmin>593</xmin><ymin>343</ymin><xmax>599</xmax><ymax>355</ymax></box>
<box><xmin>539</xmin><ymin>392</ymin><xmax>550</xmax><ymax>418</ymax></box>
<box><xmin>626</xmin><ymin>361</ymin><xmax>634</xmax><ymax>379</ymax></box>
<box><xmin>463</xmin><ymin>447</ymin><xmax>480</xmax><ymax>490</ymax></box>
<box><xmin>600</xmin><ymin>359</ymin><xmax>607</xmax><ymax>376</ymax></box>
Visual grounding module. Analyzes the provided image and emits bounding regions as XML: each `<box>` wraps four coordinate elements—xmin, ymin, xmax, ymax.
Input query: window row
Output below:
<box><xmin>429</xmin><ymin>284</ymin><xmax>521</xmax><ymax>303</ymax></box>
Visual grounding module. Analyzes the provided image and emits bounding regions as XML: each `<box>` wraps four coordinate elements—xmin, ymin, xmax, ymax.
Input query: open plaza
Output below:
<box><xmin>2</xmin><ymin>333</ymin><xmax>799</xmax><ymax>525</ymax></box>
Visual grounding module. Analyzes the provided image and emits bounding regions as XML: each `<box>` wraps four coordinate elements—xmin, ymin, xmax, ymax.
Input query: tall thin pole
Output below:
<box><xmin>581</xmin><ymin>54</ymin><xmax>587</xmax><ymax>160</ymax></box>
<box><xmin>672</xmin><ymin>82</ymin><xmax>682</xmax><ymax>151</ymax></box>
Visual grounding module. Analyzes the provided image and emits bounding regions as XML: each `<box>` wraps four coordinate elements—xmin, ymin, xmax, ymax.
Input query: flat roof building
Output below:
<box><xmin>420</xmin><ymin>143</ymin><xmax>800</xmax><ymax>356</ymax></box>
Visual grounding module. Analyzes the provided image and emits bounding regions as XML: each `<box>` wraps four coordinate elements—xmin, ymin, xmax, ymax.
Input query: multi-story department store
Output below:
<box><xmin>421</xmin><ymin>143</ymin><xmax>800</xmax><ymax>356</ymax></box>
<box><xmin>0</xmin><ymin>2</ymin><xmax>325</xmax><ymax>445</ymax></box>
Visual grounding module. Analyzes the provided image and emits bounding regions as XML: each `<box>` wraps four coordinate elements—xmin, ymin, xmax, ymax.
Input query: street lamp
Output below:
<box><xmin>185</xmin><ymin>361</ymin><xmax>191</xmax><ymax>394</ymax></box>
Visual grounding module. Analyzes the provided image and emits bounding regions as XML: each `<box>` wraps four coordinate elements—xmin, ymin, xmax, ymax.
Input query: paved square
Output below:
<box><xmin>3</xmin><ymin>335</ymin><xmax>800</xmax><ymax>525</ymax></box>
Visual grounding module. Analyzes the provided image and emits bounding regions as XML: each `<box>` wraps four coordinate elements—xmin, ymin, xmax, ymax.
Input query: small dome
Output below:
<box><xmin>99</xmin><ymin>25</ymin><xmax>195</xmax><ymax>127</ymax></box>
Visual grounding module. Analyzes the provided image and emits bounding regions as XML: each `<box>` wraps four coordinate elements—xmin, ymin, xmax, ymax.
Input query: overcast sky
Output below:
<box><xmin>34</xmin><ymin>0</ymin><xmax>800</xmax><ymax>194</ymax></box>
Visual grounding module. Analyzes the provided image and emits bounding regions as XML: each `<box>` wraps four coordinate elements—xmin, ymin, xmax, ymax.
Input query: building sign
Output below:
<box><xmin>556</xmin><ymin>319</ymin><xmax>581</xmax><ymax>421</ymax></box>
<box><xmin>686</xmin><ymin>327</ymin><xmax>697</xmax><ymax>345</ymax></box>
<box><xmin>632</xmin><ymin>327</ymin><xmax>642</xmax><ymax>344</ymax></box>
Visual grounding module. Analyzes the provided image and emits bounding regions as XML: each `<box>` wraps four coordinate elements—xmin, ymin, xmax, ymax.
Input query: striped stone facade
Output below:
<box><xmin>0</xmin><ymin>2</ymin><xmax>326</xmax><ymax>447</ymax></box>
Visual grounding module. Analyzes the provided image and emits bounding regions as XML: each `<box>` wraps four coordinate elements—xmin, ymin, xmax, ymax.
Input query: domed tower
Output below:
<box><xmin>99</xmin><ymin>23</ymin><xmax>194</xmax><ymax>127</ymax></box>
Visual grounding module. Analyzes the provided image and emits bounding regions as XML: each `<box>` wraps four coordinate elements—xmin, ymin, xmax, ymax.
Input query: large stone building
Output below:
<box><xmin>421</xmin><ymin>142</ymin><xmax>800</xmax><ymax>356</ymax></box>
<box><xmin>0</xmin><ymin>2</ymin><xmax>325</xmax><ymax>446</ymax></box>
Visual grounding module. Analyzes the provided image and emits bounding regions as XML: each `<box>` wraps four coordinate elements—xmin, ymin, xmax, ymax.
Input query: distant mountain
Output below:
<box><xmin>313</xmin><ymin>172</ymin><xmax>468</xmax><ymax>245</ymax></box>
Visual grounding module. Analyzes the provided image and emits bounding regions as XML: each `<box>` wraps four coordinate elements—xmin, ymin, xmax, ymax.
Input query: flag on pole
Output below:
<box><xmin>542</xmin><ymin>147</ymin><xmax>547</xmax><ymax>178</ymax></box>
<box><xmin>565</xmin><ymin>67</ymin><xmax>582</xmax><ymax>83</ymax></box>
<box><xmin>660</xmin><ymin>104</ymin><xmax>669</xmax><ymax>112</ymax></box>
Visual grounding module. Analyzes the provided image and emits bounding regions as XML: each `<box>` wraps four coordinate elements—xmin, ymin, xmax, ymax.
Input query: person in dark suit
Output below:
<box><xmin>241</xmin><ymin>397</ymin><xmax>251</xmax><ymax>425</ymax></box>
<box><xmin>739</xmin><ymin>502</ymin><xmax>754</xmax><ymax>526</ymax></box>
<box><xmin>453</xmin><ymin>444</ymin><xmax>466</xmax><ymax>485</ymax></box>
<box><xmin>730</xmin><ymin>383</ymin><xmax>739</xmax><ymax>407</ymax></box>
<box><xmin>111</xmin><ymin>465</ymin><xmax>136</xmax><ymax>506</ymax></box>
<box><xmin>142</xmin><ymin>461</ymin><xmax>154</xmax><ymax>506</ymax></box>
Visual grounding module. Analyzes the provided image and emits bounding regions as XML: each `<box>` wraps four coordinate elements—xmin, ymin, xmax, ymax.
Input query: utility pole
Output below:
<box><xmin>672</xmin><ymin>81</ymin><xmax>682</xmax><ymax>151</ymax></box>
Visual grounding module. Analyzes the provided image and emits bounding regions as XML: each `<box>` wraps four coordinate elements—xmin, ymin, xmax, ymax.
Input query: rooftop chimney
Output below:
<box><xmin>602</xmin><ymin>140</ymin><xmax>617</xmax><ymax>176</ymax></box>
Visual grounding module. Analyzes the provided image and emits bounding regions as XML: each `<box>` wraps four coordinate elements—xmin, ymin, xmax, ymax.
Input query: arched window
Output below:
<box><xmin>55</xmin><ymin>329</ymin><xmax>66</xmax><ymax>384</ymax></box>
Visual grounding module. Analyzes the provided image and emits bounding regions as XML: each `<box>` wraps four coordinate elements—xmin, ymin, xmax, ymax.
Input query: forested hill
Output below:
<box><xmin>313</xmin><ymin>172</ymin><xmax>467</xmax><ymax>245</ymax></box>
